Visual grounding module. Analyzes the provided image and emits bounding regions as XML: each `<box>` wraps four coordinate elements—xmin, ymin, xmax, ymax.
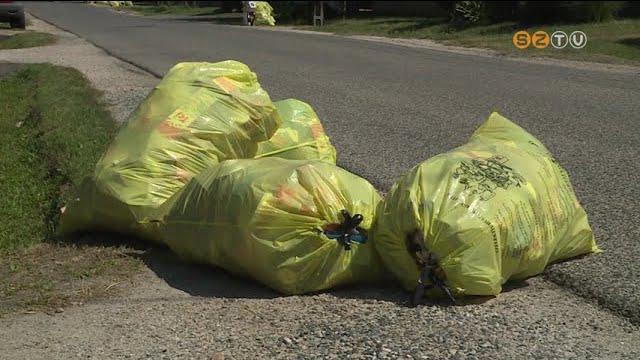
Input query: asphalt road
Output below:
<box><xmin>26</xmin><ymin>2</ymin><xmax>640</xmax><ymax>327</ymax></box>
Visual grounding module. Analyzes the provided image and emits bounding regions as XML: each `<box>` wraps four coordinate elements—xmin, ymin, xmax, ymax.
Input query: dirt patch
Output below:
<box><xmin>0</xmin><ymin>239</ymin><xmax>143</xmax><ymax>317</ymax></box>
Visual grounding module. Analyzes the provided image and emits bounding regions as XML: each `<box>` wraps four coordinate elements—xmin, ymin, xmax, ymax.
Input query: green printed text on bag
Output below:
<box><xmin>374</xmin><ymin>112</ymin><xmax>599</xmax><ymax>298</ymax></box>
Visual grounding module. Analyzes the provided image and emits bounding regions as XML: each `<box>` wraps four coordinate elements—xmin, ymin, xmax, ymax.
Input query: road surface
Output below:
<box><xmin>7</xmin><ymin>2</ymin><xmax>639</xmax><ymax>358</ymax></box>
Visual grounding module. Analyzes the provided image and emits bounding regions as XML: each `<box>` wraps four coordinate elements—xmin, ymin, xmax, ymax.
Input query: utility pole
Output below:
<box><xmin>342</xmin><ymin>1</ymin><xmax>346</xmax><ymax>22</ymax></box>
<box><xmin>313</xmin><ymin>1</ymin><xmax>324</xmax><ymax>27</ymax></box>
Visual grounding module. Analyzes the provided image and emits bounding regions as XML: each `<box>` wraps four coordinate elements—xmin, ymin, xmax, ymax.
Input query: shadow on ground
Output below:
<box><xmin>69</xmin><ymin>231</ymin><xmax>278</xmax><ymax>300</ymax></box>
<box><xmin>191</xmin><ymin>8</ymin><xmax>228</xmax><ymax>17</ymax></box>
<box><xmin>371</xmin><ymin>18</ymin><xmax>445</xmax><ymax>34</ymax></box>
<box><xmin>68</xmin><ymin>231</ymin><xmax>522</xmax><ymax>307</ymax></box>
<box><xmin>619</xmin><ymin>37</ymin><xmax>640</xmax><ymax>49</ymax></box>
<box><xmin>159</xmin><ymin>14</ymin><xmax>244</xmax><ymax>26</ymax></box>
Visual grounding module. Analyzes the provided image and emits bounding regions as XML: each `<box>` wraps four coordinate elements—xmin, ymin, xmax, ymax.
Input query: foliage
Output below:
<box><xmin>452</xmin><ymin>1</ymin><xmax>484</xmax><ymax>27</ymax></box>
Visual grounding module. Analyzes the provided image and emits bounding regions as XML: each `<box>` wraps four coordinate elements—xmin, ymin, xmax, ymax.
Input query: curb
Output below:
<box><xmin>27</xmin><ymin>11</ymin><xmax>162</xmax><ymax>79</ymax></box>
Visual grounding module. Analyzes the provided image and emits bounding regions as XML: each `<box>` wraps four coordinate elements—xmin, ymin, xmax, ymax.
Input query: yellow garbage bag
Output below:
<box><xmin>254</xmin><ymin>1</ymin><xmax>276</xmax><ymax>26</ymax></box>
<box><xmin>255</xmin><ymin>99</ymin><xmax>336</xmax><ymax>163</ymax></box>
<box><xmin>162</xmin><ymin>158</ymin><xmax>384</xmax><ymax>294</ymax></box>
<box><xmin>374</xmin><ymin>112</ymin><xmax>598</xmax><ymax>302</ymax></box>
<box><xmin>60</xmin><ymin>61</ymin><xmax>280</xmax><ymax>241</ymax></box>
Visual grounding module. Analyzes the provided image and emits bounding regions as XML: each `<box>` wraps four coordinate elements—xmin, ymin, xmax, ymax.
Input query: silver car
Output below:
<box><xmin>0</xmin><ymin>1</ymin><xmax>25</xmax><ymax>29</ymax></box>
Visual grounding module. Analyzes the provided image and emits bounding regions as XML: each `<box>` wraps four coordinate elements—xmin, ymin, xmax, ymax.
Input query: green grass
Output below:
<box><xmin>0</xmin><ymin>64</ymin><xmax>143</xmax><ymax>316</ymax></box>
<box><xmin>126</xmin><ymin>4</ymin><xmax>223</xmax><ymax>17</ymax></box>
<box><xmin>0</xmin><ymin>64</ymin><xmax>117</xmax><ymax>250</ymax></box>
<box><xmin>0</xmin><ymin>32</ymin><xmax>57</xmax><ymax>50</ymax></box>
<box><xmin>297</xmin><ymin>18</ymin><xmax>640</xmax><ymax>65</ymax></box>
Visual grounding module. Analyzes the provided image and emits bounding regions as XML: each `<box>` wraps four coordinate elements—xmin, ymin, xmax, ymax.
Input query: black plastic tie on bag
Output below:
<box><xmin>324</xmin><ymin>209</ymin><xmax>366</xmax><ymax>251</ymax></box>
<box><xmin>406</xmin><ymin>230</ymin><xmax>456</xmax><ymax>306</ymax></box>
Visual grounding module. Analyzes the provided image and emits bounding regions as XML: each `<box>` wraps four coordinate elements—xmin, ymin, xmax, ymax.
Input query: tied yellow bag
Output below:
<box><xmin>162</xmin><ymin>158</ymin><xmax>384</xmax><ymax>294</ymax></box>
<box><xmin>254</xmin><ymin>1</ymin><xmax>276</xmax><ymax>26</ymax></box>
<box><xmin>374</xmin><ymin>112</ymin><xmax>598</xmax><ymax>301</ymax></box>
<box><xmin>255</xmin><ymin>99</ymin><xmax>337</xmax><ymax>163</ymax></box>
<box><xmin>60</xmin><ymin>61</ymin><xmax>280</xmax><ymax>241</ymax></box>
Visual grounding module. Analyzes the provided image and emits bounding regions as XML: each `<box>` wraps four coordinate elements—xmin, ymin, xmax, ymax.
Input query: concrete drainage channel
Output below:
<box><xmin>0</xmin><ymin>13</ymin><xmax>639</xmax><ymax>360</ymax></box>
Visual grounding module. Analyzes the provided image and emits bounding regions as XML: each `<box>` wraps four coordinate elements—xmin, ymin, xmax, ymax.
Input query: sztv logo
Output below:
<box><xmin>513</xmin><ymin>30</ymin><xmax>587</xmax><ymax>49</ymax></box>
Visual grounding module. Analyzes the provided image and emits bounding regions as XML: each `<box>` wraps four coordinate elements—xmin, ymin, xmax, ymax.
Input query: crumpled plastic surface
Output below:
<box><xmin>254</xmin><ymin>1</ymin><xmax>276</xmax><ymax>26</ymax></box>
<box><xmin>162</xmin><ymin>158</ymin><xmax>384</xmax><ymax>294</ymax></box>
<box><xmin>256</xmin><ymin>99</ymin><xmax>337</xmax><ymax>164</ymax></box>
<box><xmin>374</xmin><ymin>112</ymin><xmax>599</xmax><ymax>297</ymax></box>
<box><xmin>60</xmin><ymin>61</ymin><xmax>280</xmax><ymax>241</ymax></box>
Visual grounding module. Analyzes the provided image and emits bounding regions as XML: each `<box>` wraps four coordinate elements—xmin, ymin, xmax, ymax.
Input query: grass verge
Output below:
<box><xmin>0</xmin><ymin>32</ymin><xmax>56</xmax><ymax>50</ymax></box>
<box><xmin>296</xmin><ymin>18</ymin><xmax>640</xmax><ymax>66</ymax></box>
<box><xmin>0</xmin><ymin>63</ymin><xmax>142</xmax><ymax>315</ymax></box>
<box><xmin>0</xmin><ymin>63</ymin><xmax>116</xmax><ymax>249</ymax></box>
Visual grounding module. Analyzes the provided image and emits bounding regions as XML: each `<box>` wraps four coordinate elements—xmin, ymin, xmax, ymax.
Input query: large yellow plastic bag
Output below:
<box><xmin>162</xmin><ymin>158</ymin><xmax>384</xmax><ymax>294</ymax></box>
<box><xmin>254</xmin><ymin>1</ymin><xmax>276</xmax><ymax>26</ymax></box>
<box><xmin>374</xmin><ymin>112</ymin><xmax>598</xmax><ymax>302</ymax></box>
<box><xmin>255</xmin><ymin>99</ymin><xmax>336</xmax><ymax>163</ymax></box>
<box><xmin>60</xmin><ymin>61</ymin><xmax>280</xmax><ymax>241</ymax></box>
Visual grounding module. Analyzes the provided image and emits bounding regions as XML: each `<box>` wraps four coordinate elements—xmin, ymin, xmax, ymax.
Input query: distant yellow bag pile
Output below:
<box><xmin>374</xmin><ymin>113</ymin><xmax>599</xmax><ymax>299</ymax></box>
<box><xmin>254</xmin><ymin>1</ymin><xmax>276</xmax><ymax>26</ymax></box>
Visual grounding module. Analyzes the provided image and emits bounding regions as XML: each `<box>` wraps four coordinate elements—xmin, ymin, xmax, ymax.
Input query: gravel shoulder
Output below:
<box><xmin>1</xmin><ymin>273</ymin><xmax>639</xmax><ymax>359</ymax></box>
<box><xmin>1</xmin><ymin>12</ymin><xmax>639</xmax><ymax>360</ymax></box>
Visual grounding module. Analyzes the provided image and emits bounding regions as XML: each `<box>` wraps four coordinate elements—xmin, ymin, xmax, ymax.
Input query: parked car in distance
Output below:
<box><xmin>0</xmin><ymin>1</ymin><xmax>25</xmax><ymax>29</ymax></box>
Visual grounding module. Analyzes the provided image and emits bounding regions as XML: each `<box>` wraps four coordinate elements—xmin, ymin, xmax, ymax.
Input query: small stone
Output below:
<box><xmin>55</xmin><ymin>308</ymin><xmax>64</xmax><ymax>313</ymax></box>
<box><xmin>210</xmin><ymin>352</ymin><xmax>224</xmax><ymax>360</ymax></box>
<box><xmin>449</xmin><ymin>349</ymin><xmax>458</xmax><ymax>355</ymax></box>
<box><xmin>283</xmin><ymin>337</ymin><xmax>293</xmax><ymax>346</ymax></box>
